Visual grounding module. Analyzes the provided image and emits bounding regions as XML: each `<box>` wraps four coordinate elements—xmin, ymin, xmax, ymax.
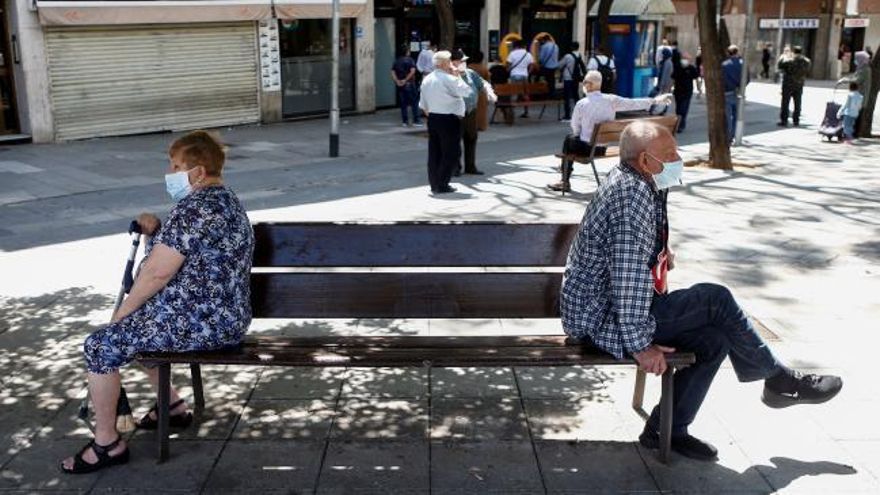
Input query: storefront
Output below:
<box><xmin>756</xmin><ymin>17</ymin><xmax>819</xmax><ymax>67</ymax></box>
<box><xmin>278</xmin><ymin>18</ymin><xmax>356</xmax><ymax>116</ymax></box>
<box><xmin>840</xmin><ymin>17</ymin><xmax>869</xmax><ymax>74</ymax></box>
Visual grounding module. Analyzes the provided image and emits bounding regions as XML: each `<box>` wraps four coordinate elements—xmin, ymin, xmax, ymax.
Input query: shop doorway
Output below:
<box><xmin>841</xmin><ymin>27</ymin><xmax>865</xmax><ymax>73</ymax></box>
<box><xmin>0</xmin><ymin>4</ymin><xmax>20</xmax><ymax>135</ymax></box>
<box><xmin>279</xmin><ymin>18</ymin><xmax>356</xmax><ymax>117</ymax></box>
<box><xmin>374</xmin><ymin>17</ymin><xmax>397</xmax><ymax>108</ymax></box>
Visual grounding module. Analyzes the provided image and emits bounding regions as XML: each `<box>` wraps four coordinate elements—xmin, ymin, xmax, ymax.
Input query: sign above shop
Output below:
<box><xmin>535</xmin><ymin>11</ymin><xmax>567</xmax><ymax>20</ymax></box>
<box><xmin>608</xmin><ymin>24</ymin><xmax>632</xmax><ymax>35</ymax></box>
<box><xmin>844</xmin><ymin>18</ymin><xmax>870</xmax><ymax>28</ymax></box>
<box><xmin>759</xmin><ymin>18</ymin><xmax>820</xmax><ymax>30</ymax></box>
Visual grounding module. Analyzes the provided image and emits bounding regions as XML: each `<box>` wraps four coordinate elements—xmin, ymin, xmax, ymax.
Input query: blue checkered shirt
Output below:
<box><xmin>561</xmin><ymin>164</ymin><xmax>666</xmax><ymax>359</ymax></box>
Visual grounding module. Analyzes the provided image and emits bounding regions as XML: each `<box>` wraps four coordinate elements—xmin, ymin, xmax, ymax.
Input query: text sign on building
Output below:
<box><xmin>759</xmin><ymin>18</ymin><xmax>820</xmax><ymax>30</ymax></box>
<box><xmin>259</xmin><ymin>19</ymin><xmax>281</xmax><ymax>91</ymax></box>
<box><xmin>844</xmin><ymin>18</ymin><xmax>870</xmax><ymax>28</ymax></box>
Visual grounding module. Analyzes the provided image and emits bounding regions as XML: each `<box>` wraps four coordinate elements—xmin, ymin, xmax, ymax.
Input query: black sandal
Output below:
<box><xmin>136</xmin><ymin>398</ymin><xmax>193</xmax><ymax>430</ymax></box>
<box><xmin>61</xmin><ymin>436</ymin><xmax>129</xmax><ymax>474</ymax></box>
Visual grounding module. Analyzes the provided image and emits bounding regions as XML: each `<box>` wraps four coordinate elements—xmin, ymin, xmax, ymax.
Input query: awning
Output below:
<box><xmin>588</xmin><ymin>0</ymin><xmax>676</xmax><ymax>17</ymax></box>
<box><xmin>274</xmin><ymin>0</ymin><xmax>367</xmax><ymax>19</ymax></box>
<box><xmin>36</xmin><ymin>0</ymin><xmax>367</xmax><ymax>26</ymax></box>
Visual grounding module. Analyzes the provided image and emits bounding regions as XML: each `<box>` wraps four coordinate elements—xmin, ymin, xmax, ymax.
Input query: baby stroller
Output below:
<box><xmin>818</xmin><ymin>81</ymin><xmax>848</xmax><ymax>141</ymax></box>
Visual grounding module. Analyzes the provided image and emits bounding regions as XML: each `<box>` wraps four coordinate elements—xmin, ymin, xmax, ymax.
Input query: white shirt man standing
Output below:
<box><xmin>416</xmin><ymin>43</ymin><xmax>436</xmax><ymax>76</ymax></box>
<box><xmin>506</xmin><ymin>39</ymin><xmax>534</xmax><ymax>118</ymax></box>
<box><xmin>418</xmin><ymin>50</ymin><xmax>473</xmax><ymax>194</ymax></box>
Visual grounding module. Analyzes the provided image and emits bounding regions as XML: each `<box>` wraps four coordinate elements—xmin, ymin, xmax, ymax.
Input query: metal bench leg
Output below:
<box><xmin>658</xmin><ymin>367</ymin><xmax>674</xmax><ymax>464</ymax></box>
<box><xmin>539</xmin><ymin>104</ymin><xmax>547</xmax><ymax>120</ymax></box>
<box><xmin>632</xmin><ymin>368</ymin><xmax>646</xmax><ymax>411</ymax></box>
<box><xmin>190</xmin><ymin>363</ymin><xmax>205</xmax><ymax>416</ymax></box>
<box><xmin>490</xmin><ymin>106</ymin><xmax>498</xmax><ymax>124</ymax></box>
<box><xmin>157</xmin><ymin>363</ymin><xmax>171</xmax><ymax>463</ymax></box>
<box><xmin>590</xmin><ymin>160</ymin><xmax>601</xmax><ymax>185</ymax></box>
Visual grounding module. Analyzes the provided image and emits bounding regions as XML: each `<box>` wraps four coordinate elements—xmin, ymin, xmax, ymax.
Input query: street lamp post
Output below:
<box><xmin>329</xmin><ymin>0</ymin><xmax>340</xmax><ymax>157</ymax></box>
<box><xmin>734</xmin><ymin>0</ymin><xmax>754</xmax><ymax>146</ymax></box>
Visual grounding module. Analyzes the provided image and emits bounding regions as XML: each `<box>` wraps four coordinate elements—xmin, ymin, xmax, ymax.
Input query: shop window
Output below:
<box><xmin>635</xmin><ymin>21</ymin><xmax>657</xmax><ymax>68</ymax></box>
<box><xmin>279</xmin><ymin>19</ymin><xmax>356</xmax><ymax>116</ymax></box>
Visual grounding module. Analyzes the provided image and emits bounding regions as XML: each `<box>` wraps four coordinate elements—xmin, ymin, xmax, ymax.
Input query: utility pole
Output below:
<box><xmin>734</xmin><ymin>0</ymin><xmax>754</xmax><ymax>146</ymax></box>
<box><xmin>329</xmin><ymin>0</ymin><xmax>340</xmax><ymax>157</ymax></box>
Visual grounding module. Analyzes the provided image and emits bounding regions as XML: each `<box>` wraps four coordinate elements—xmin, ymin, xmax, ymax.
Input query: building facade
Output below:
<box><xmin>665</xmin><ymin>0</ymin><xmax>880</xmax><ymax>80</ymax></box>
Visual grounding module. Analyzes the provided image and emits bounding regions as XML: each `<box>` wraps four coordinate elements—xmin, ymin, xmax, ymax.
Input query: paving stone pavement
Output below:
<box><xmin>0</xmin><ymin>82</ymin><xmax>879</xmax><ymax>493</ymax></box>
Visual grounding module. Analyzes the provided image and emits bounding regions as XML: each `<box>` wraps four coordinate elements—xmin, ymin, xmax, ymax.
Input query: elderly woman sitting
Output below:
<box><xmin>61</xmin><ymin>131</ymin><xmax>254</xmax><ymax>474</ymax></box>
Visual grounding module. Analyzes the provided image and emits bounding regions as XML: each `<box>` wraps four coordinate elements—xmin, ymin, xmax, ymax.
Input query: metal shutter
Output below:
<box><xmin>46</xmin><ymin>23</ymin><xmax>260</xmax><ymax>141</ymax></box>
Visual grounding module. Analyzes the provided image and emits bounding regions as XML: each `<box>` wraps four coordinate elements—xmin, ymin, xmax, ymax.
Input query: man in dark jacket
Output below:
<box><xmin>672</xmin><ymin>54</ymin><xmax>699</xmax><ymax>133</ymax></box>
<box><xmin>761</xmin><ymin>43</ymin><xmax>772</xmax><ymax>79</ymax></box>
<box><xmin>777</xmin><ymin>46</ymin><xmax>811</xmax><ymax>127</ymax></box>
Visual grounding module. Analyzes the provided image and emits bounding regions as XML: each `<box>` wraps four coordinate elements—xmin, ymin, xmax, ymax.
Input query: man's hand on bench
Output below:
<box><xmin>634</xmin><ymin>344</ymin><xmax>677</xmax><ymax>375</ymax></box>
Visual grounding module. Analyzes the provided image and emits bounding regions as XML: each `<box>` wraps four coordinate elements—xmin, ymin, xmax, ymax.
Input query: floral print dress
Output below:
<box><xmin>84</xmin><ymin>186</ymin><xmax>254</xmax><ymax>374</ymax></box>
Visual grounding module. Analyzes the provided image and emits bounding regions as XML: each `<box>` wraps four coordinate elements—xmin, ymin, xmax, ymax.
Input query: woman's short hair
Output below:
<box><xmin>169</xmin><ymin>130</ymin><xmax>226</xmax><ymax>176</ymax></box>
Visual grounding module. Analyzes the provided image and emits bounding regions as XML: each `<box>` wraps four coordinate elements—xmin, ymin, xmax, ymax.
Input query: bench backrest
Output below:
<box><xmin>590</xmin><ymin>115</ymin><xmax>678</xmax><ymax>146</ymax></box>
<box><xmin>250</xmin><ymin>222</ymin><xmax>578</xmax><ymax>319</ymax></box>
<box><xmin>493</xmin><ymin>81</ymin><xmax>549</xmax><ymax>97</ymax></box>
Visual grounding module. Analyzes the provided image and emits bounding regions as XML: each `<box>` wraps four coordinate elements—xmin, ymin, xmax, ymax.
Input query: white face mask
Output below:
<box><xmin>165</xmin><ymin>170</ymin><xmax>192</xmax><ymax>202</ymax></box>
<box><xmin>681</xmin><ymin>60</ymin><xmax>691</xmax><ymax>67</ymax></box>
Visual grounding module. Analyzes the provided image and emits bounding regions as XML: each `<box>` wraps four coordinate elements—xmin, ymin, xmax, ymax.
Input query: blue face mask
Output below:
<box><xmin>165</xmin><ymin>171</ymin><xmax>192</xmax><ymax>202</ymax></box>
<box><xmin>647</xmin><ymin>153</ymin><xmax>684</xmax><ymax>190</ymax></box>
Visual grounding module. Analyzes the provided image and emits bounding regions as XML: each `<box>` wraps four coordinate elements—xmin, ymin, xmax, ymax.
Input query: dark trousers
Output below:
<box><xmin>427</xmin><ymin>113</ymin><xmax>461</xmax><ymax>192</ymax></box>
<box><xmin>397</xmin><ymin>83</ymin><xmax>420</xmax><ymax>124</ymax></box>
<box><xmin>646</xmin><ymin>283</ymin><xmax>782</xmax><ymax>435</ymax></box>
<box><xmin>761</xmin><ymin>61</ymin><xmax>770</xmax><ymax>79</ymax></box>
<box><xmin>460</xmin><ymin>110</ymin><xmax>479</xmax><ymax>173</ymax></box>
<box><xmin>780</xmin><ymin>85</ymin><xmax>803</xmax><ymax>124</ymax></box>
<box><xmin>560</xmin><ymin>135</ymin><xmax>604</xmax><ymax>183</ymax></box>
<box><xmin>674</xmin><ymin>93</ymin><xmax>693</xmax><ymax>131</ymax></box>
<box><xmin>540</xmin><ymin>68</ymin><xmax>557</xmax><ymax>98</ymax></box>
<box><xmin>562</xmin><ymin>80</ymin><xmax>578</xmax><ymax>119</ymax></box>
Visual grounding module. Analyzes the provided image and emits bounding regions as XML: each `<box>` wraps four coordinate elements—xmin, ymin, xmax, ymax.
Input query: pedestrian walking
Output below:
<box><xmin>672</xmin><ymin>54</ymin><xmax>699</xmax><ymax>133</ymax></box>
<box><xmin>418</xmin><ymin>50</ymin><xmax>472</xmax><ymax>194</ymax></box>
<box><xmin>838</xmin><ymin>82</ymin><xmax>864</xmax><ymax>143</ymax></box>
<box><xmin>695</xmin><ymin>47</ymin><xmax>704</xmax><ymax>97</ymax></box>
<box><xmin>416</xmin><ymin>42</ymin><xmax>436</xmax><ymax>78</ymax></box>
<box><xmin>721</xmin><ymin>45</ymin><xmax>744</xmax><ymax>143</ymax></box>
<box><xmin>391</xmin><ymin>47</ymin><xmax>422</xmax><ymax>127</ymax></box>
<box><xmin>656</xmin><ymin>47</ymin><xmax>674</xmax><ymax>95</ymax></box>
<box><xmin>761</xmin><ymin>43</ymin><xmax>772</xmax><ymax>79</ymax></box>
<box><xmin>559</xmin><ymin>42</ymin><xmax>587</xmax><ymax>120</ymax></box>
<box><xmin>586</xmin><ymin>46</ymin><xmax>616</xmax><ymax>94</ymax></box>
<box><xmin>451</xmin><ymin>49</ymin><xmax>497</xmax><ymax>176</ymax></box>
<box><xmin>537</xmin><ymin>34</ymin><xmax>560</xmax><ymax>98</ymax></box>
<box><xmin>777</xmin><ymin>45</ymin><xmax>811</xmax><ymax>127</ymax></box>
<box><xmin>506</xmin><ymin>39</ymin><xmax>534</xmax><ymax>118</ymax></box>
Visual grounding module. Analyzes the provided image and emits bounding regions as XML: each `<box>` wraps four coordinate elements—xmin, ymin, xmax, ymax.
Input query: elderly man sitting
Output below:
<box><xmin>549</xmin><ymin>70</ymin><xmax>670</xmax><ymax>192</ymax></box>
<box><xmin>561</xmin><ymin>120</ymin><xmax>843</xmax><ymax>461</ymax></box>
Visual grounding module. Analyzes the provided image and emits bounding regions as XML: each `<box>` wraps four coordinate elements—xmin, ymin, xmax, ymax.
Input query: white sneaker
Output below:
<box><xmin>412</xmin><ymin>122</ymin><xmax>424</xmax><ymax>127</ymax></box>
<box><xmin>401</xmin><ymin>123</ymin><xmax>410</xmax><ymax>128</ymax></box>
<box><xmin>560</xmin><ymin>119</ymin><xmax>571</xmax><ymax>123</ymax></box>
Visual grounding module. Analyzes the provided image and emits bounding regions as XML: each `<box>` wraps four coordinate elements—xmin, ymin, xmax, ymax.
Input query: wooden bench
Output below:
<box><xmin>137</xmin><ymin>222</ymin><xmax>695</xmax><ymax>464</ymax></box>
<box><xmin>553</xmin><ymin>114</ymin><xmax>679</xmax><ymax>194</ymax></box>
<box><xmin>490</xmin><ymin>81</ymin><xmax>563</xmax><ymax>123</ymax></box>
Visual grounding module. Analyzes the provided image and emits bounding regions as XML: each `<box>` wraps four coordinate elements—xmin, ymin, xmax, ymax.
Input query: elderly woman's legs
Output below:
<box><xmin>61</xmin><ymin>372</ymin><xmax>128</xmax><ymax>471</ymax></box>
<box><xmin>139</xmin><ymin>366</ymin><xmax>189</xmax><ymax>423</ymax></box>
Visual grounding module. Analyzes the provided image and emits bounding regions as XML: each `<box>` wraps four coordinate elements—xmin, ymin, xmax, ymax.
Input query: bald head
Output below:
<box><xmin>620</xmin><ymin>120</ymin><xmax>679</xmax><ymax>177</ymax></box>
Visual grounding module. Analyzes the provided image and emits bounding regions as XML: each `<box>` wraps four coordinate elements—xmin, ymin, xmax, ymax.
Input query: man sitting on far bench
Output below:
<box><xmin>560</xmin><ymin>120</ymin><xmax>843</xmax><ymax>461</ymax></box>
<box><xmin>548</xmin><ymin>71</ymin><xmax>671</xmax><ymax>192</ymax></box>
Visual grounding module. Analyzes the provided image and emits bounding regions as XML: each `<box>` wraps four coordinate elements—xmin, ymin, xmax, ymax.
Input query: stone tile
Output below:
<box><xmin>342</xmin><ymin>367</ymin><xmax>428</xmax><ymax>399</ymax></box>
<box><xmin>317</xmin><ymin>440</ymin><xmax>429</xmax><ymax>494</ymax></box>
<box><xmin>805</xmin><ymin>398</ymin><xmax>880</xmax><ymax>441</ymax></box>
<box><xmin>332</xmin><ymin>399</ymin><xmax>428</xmax><ymax>440</ymax></box>
<box><xmin>233</xmin><ymin>399</ymin><xmax>335</xmax><ymax>441</ymax></box>
<box><xmin>430</xmin><ymin>440</ymin><xmax>543</xmax><ymax>493</ymax></box>
<box><xmin>431</xmin><ymin>367</ymin><xmax>518</xmax><ymax>399</ymax></box>
<box><xmin>202</xmin><ymin>440</ymin><xmax>323</xmax><ymax>493</ymax></box>
<box><xmin>536</xmin><ymin>440</ymin><xmax>658</xmax><ymax>493</ymax></box>
<box><xmin>640</xmin><ymin>442</ymin><xmax>773</xmax><ymax>493</ymax></box>
<box><xmin>252</xmin><ymin>368</ymin><xmax>345</xmax><ymax>400</ymax></box>
<box><xmin>0</xmin><ymin>439</ymin><xmax>101</xmax><ymax>491</ymax></box>
<box><xmin>838</xmin><ymin>441</ymin><xmax>880</xmax><ymax>483</ymax></box>
<box><xmin>431</xmin><ymin>398</ymin><xmax>529</xmax><ymax>441</ymax></box>
<box><xmin>736</xmin><ymin>437</ymin><xmax>876</xmax><ymax>493</ymax></box>
<box><xmin>525</xmin><ymin>399</ymin><xmax>643</xmax><ymax>442</ymax></box>
<box><xmin>131</xmin><ymin>398</ymin><xmax>245</xmax><ymax>441</ymax></box>
<box><xmin>0</xmin><ymin>396</ymin><xmax>66</xmax><ymax>463</ymax></box>
<box><xmin>514</xmin><ymin>366</ymin><xmax>610</xmax><ymax>400</ymax></box>
<box><xmin>90</xmin><ymin>440</ymin><xmax>224</xmax><ymax>492</ymax></box>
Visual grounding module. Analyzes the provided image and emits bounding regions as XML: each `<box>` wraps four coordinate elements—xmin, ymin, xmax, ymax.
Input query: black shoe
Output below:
<box><xmin>136</xmin><ymin>398</ymin><xmax>193</xmax><ymax>430</ymax></box>
<box><xmin>520</xmin><ymin>113</ymin><xmax>530</xmax><ymax>119</ymax></box>
<box><xmin>777</xmin><ymin>121</ymin><xmax>788</xmax><ymax>127</ymax></box>
<box><xmin>547</xmin><ymin>181</ymin><xmax>571</xmax><ymax>193</ymax></box>
<box><xmin>452</xmin><ymin>169</ymin><xmax>462</xmax><ymax>177</ymax></box>
<box><xmin>434</xmin><ymin>186</ymin><xmax>457</xmax><ymax>194</ymax></box>
<box><xmin>762</xmin><ymin>371</ymin><xmax>842</xmax><ymax>409</ymax></box>
<box><xmin>464</xmin><ymin>169</ymin><xmax>484</xmax><ymax>175</ymax></box>
<box><xmin>639</xmin><ymin>424</ymin><xmax>718</xmax><ymax>462</ymax></box>
<box><xmin>793</xmin><ymin>120</ymin><xmax>800</xmax><ymax>127</ymax></box>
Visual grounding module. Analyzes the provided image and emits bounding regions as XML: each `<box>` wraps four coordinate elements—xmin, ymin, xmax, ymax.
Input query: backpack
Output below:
<box><xmin>593</xmin><ymin>55</ymin><xmax>616</xmax><ymax>93</ymax></box>
<box><xmin>570</xmin><ymin>53</ymin><xmax>587</xmax><ymax>83</ymax></box>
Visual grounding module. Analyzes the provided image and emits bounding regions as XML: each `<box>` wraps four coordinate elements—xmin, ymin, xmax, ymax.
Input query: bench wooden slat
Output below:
<box><xmin>251</xmin><ymin>272</ymin><xmax>562</xmax><ymax>319</ymax></box>
<box><xmin>234</xmin><ymin>335</ymin><xmax>575</xmax><ymax>348</ymax></box>
<box><xmin>253</xmin><ymin>223</ymin><xmax>577</xmax><ymax>267</ymax></box>
<box><xmin>138</xmin><ymin>343</ymin><xmax>696</xmax><ymax>368</ymax></box>
<box><xmin>592</xmin><ymin>115</ymin><xmax>679</xmax><ymax>145</ymax></box>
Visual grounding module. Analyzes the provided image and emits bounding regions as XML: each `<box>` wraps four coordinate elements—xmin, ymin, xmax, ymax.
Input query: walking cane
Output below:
<box><xmin>77</xmin><ymin>220</ymin><xmax>141</xmax><ymax>433</ymax></box>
